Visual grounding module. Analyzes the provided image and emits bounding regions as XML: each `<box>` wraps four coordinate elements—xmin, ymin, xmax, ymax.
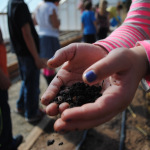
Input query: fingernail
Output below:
<box><xmin>84</xmin><ymin>70</ymin><xmax>97</xmax><ymax>82</ymax></box>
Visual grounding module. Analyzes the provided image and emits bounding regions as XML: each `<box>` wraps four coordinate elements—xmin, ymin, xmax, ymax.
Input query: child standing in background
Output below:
<box><xmin>33</xmin><ymin>0</ymin><xmax>60</xmax><ymax>85</ymax></box>
<box><xmin>107</xmin><ymin>2</ymin><xmax>123</xmax><ymax>27</ymax></box>
<box><xmin>78</xmin><ymin>0</ymin><xmax>92</xmax><ymax>13</ymax></box>
<box><xmin>81</xmin><ymin>1</ymin><xmax>97</xmax><ymax>43</ymax></box>
<box><xmin>96</xmin><ymin>0</ymin><xmax>109</xmax><ymax>40</ymax></box>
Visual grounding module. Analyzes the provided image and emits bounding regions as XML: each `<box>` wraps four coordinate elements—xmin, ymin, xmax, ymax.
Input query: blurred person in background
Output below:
<box><xmin>126</xmin><ymin>0</ymin><xmax>132</xmax><ymax>12</ymax></box>
<box><xmin>0</xmin><ymin>27</ymin><xmax>23</xmax><ymax>150</ymax></box>
<box><xmin>33</xmin><ymin>0</ymin><xmax>60</xmax><ymax>85</ymax></box>
<box><xmin>7</xmin><ymin>0</ymin><xmax>46</xmax><ymax>123</ymax></box>
<box><xmin>81</xmin><ymin>1</ymin><xmax>97</xmax><ymax>43</ymax></box>
<box><xmin>96</xmin><ymin>0</ymin><xmax>109</xmax><ymax>40</ymax></box>
<box><xmin>107</xmin><ymin>2</ymin><xmax>123</xmax><ymax>27</ymax></box>
<box><xmin>78</xmin><ymin>0</ymin><xmax>92</xmax><ymax>13</ymax></box>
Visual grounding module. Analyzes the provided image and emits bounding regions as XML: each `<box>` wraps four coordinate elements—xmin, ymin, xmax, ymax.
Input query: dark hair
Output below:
<box><xmin>84</xmin><ymin>1</ymin><xmax>92</xmax><ymax>10</ymax></box>
<box><xmin>117</xmin><ymin>3</ymin><xmax>123</xmax><ymax>10</ymax></box>
<box><xmin>44</xmin><ymin>0</ymin><xmax>60</xmax><ymax>2</ymax></box>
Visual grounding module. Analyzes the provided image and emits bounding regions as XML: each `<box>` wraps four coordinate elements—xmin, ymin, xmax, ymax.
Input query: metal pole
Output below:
<box><xmin>119</xmin><ymin>110</ymin><xmax>126</xmax><ymax>150</ymax></box>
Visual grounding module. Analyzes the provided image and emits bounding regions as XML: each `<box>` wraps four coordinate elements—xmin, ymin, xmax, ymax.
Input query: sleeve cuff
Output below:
<box><xmin>136</xmin><ymin>40</ymin><xmax>150</xmax><ymax>92</ymax></box>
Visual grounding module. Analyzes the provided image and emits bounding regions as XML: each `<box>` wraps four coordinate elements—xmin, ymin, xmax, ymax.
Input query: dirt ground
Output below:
<box><xmin>8</xmin><ymin>74</ymin><xmax>48</xmax><ymax>139</ymax></box>
<box><xmin>29</xmin><ymin>85</ymin><xmax>150</xmax><ymax>150</ymax></box>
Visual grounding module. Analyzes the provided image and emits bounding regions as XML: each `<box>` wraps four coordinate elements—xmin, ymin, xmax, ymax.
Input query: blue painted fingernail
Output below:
<box><xmin>84</xmin><ymin>70</ymin><xmax>97</xmax><ymax>82</ymax></box>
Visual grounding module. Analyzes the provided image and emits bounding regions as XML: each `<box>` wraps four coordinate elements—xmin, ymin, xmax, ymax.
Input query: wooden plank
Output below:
<box><xmin>19</xmin><ymin>114</ymin><xmax>86</xmax><ymax>150</ymax></box>
<box><xmin>59</xmin><ymin>31</ymin><xmax>74</xmax><ymax>36</ymax></box>
<box><xmin>7</xmin><ymin>62</ymin><xmax>18</xmax><ymax>73</ymax></box>
<box><xmin>61</xmin><ymin>35</ymin><xmax>82</xmax><ymax>47</ymax></box>
<box><xmin>9</xmin><ymin>71</ymin><xmax>20</xmax><ymax>81</ymax></box>
<box><xmin>18</xmin><ymin>115</ymin><xmax>52</xmax><ymax>150</ymax></box>
<box><xmin>30</xmin><ymin>127</ymin><xmax>86</xmax><ymax>149</ymax></box>
<box><xmin>7</xmin><ymin>62</ymin><xmax>19</xmax><ymax>81</ymax></box>
<box><xmin>60</xmin><ymin>31</ymin><xmax>81</xmax><ymax>39</ymax></box>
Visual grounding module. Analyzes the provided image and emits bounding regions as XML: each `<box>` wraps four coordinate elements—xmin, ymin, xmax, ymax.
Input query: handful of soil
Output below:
<box><xmin>50</xmin><ymin>82</ymin><xmax>102</xmax><ymax>108</ymax></box>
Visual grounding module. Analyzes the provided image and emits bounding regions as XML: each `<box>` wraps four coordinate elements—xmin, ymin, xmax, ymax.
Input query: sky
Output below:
<box><xmin>0</xmin><ymin>0</ymin><xmax>120</xmax><ymax>13</ymax></box>
<box><xmin>0</xmin><ymin>0</ymin><xmax>42</xmax><ymax>13</ymax></box>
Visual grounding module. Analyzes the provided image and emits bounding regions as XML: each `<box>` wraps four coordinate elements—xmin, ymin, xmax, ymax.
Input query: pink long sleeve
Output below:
<box><xmin>136</xmin><ymin>40</ymin><xmax>150</xmax><ymax>92</ymax></box>
<box><xmin>95</xmin><ymin>0</ymin><xmax>150</xmax><ymax>51</ymax></box>
<box><xmin>94</xmin><ymin>0</ymin><xmax>150</xmax><ymax>91</ymax></box>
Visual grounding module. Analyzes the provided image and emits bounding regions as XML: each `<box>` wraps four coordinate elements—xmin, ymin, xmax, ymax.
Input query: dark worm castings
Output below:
<box><xmin>50</xmin><ymin>82</ymin><xmax>102</xmax><ymax>107</ymax></box>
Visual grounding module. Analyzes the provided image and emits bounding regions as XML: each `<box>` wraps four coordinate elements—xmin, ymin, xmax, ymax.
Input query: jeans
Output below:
<box><xmin>17</xmin><ymin>55</ymin><xmax>40</xmax><ymax>118</ymax></box>
<box><xmin>39</xmin><ymin>35</ymin><xmax>60</xmax><ymax>59</ymax></box>
<box><xmin>0</xmin><ymin>90</ymin><xmax>13</xmax><ymax>150</ymax></box>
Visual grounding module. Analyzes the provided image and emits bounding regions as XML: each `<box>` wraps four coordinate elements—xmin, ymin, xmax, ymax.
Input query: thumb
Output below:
<box><xmin>82</xmin><ymin>48</ymin><xmax>132</xmax><ymax>85</ymax></box>
<box><xmin>47</xmin><ymin>43</ymin><xmax>78</xmax><ymax>68</ymax></box>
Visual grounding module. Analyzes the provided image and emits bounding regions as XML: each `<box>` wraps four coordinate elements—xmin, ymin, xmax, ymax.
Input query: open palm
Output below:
<box><xmin>41</xmin><ymin>43</ymin><xmax>108</xmax><ymax>107</ymax></box>
<box><xmin>41</xmin><ymin>44</ymin><xmax>147</xmax><ymax>132</ymax></box>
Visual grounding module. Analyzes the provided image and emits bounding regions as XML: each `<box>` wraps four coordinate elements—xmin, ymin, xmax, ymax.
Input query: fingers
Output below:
<box><xmin>82</xmin><ymin>48</ymin><xmax>132</xmax><ymax>85</ymax></box>
<box><xmin>41</xmin><ymin>74</ymin><xmax>64</xmax><ymax>105</ymax></box>
<box><xmin>53</xmin><ymin>84</ymin><xmax>132</xmax><ymax>131</ymax></box>
<box><xmin>45</xmin><ymin>47</ymin><xmax>141</xmax><ymax>132</ymax></box>
<box><xmin>46</xmin><ymin>102</ymin><xmax>70</xmax><ymax>116</ymax></box>
<box><xmin>54</xmin><ymin>112</ymin><xmax>115</xmax><ymax>131</ymax></box>
<box><xmin>59</xmin><ymin>102</ymin><xmax>70</xmax><ymax>114</ymax></box>
<box><xmin>47</xmin><ymin>43</ymin><xmax>108</xmax><ymax>69</ymax></box>
<box><xmin>47</xmin><ymin>43</ymin><xmax>78</xmax><ymax>68</ymax></box>
<box><xmin>46</xmin><ymin>102</ymin><xmax>59</xmax><ymax>116</ymax></box>
<box><xmin>60</xmin><ymin>85</ymin><xmax>127</xmax><ymax>121</ymax></box>
<box><xmin>41</xmin><ymin>66</ymin><xmax>83</xmax><ymax>105</ymax></box>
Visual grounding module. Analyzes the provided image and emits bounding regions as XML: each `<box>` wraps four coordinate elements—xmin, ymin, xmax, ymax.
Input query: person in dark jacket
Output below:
<box><xmin>7</xmin><ymin>0</ymin><xmax>46</xmax><ymax>123</ymax></box>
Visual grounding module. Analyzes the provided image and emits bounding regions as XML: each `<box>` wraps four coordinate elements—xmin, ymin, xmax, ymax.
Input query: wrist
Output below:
<box><xmin>130</xmin><ymin>46</ymin><xmax>149</xmax><ymax>78</ymax></box>
<box><xmin>94</xmin><ymin>44</ymin><xmax>109</xmax><ymax>55</ymax></box>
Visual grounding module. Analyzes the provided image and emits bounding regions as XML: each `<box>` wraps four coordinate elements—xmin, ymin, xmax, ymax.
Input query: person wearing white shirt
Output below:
<box><xmin>33</xmin><ymin>0</ymin><xmax>60</xmax><ymax>85</ymax></box>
